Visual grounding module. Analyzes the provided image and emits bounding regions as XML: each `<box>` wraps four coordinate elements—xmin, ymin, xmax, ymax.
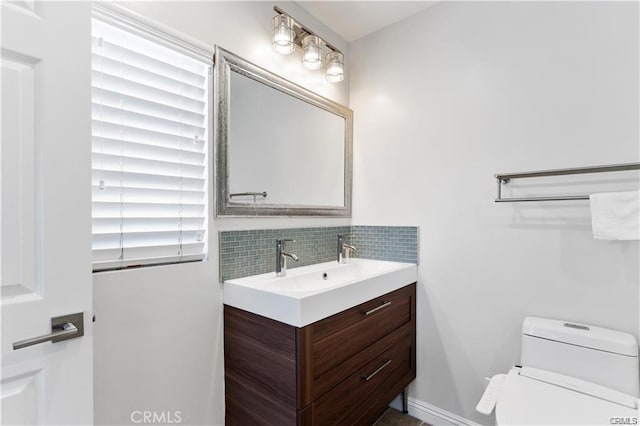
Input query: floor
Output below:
<box><xmin>375</xmin><ymin>408</ymin><xmax>429</xmax><ymax>426</ymax></box>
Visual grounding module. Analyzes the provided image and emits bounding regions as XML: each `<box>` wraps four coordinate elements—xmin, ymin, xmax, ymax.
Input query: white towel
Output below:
<box><xmin>590</xmin><ymin>190</ymin><xmax>640</xmax><ymax>240</ymax></box>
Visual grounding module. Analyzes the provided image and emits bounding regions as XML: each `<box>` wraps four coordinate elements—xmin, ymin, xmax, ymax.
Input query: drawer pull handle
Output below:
<box><xmin>363</xmin><ymin>301</ymin><xmax>392</xmax><ymax>316</ymax></box>
<box><xmin>361</xmin><ymin>359</ymin><xmax>392</xmax><ymax>381</ymax></box>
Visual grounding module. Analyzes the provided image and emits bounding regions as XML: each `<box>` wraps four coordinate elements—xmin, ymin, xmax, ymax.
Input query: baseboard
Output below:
<box><xmin>389</xmin><ymin>395</ymin><xmax>481</xmax><ymax>426</ymax></box>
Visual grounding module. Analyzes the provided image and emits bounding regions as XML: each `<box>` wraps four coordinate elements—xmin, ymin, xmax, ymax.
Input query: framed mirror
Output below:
<box><xmin>214</xmin><ymin>46</ymin><xmax>353</xmax><ymax>217</ymax></box>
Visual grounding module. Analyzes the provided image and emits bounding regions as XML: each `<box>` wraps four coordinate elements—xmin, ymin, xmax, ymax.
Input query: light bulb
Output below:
<box><xmin>325</xmin><ymin>51</ymin><xmax>344</xmax><ymax>82</ymax></box>
<box><xmin>302</xmin><ymin>35</ymin><xmax>323</xmax><ymax>70</ymax></box>
<box><xmin>272</xmin><ymin>15</ymin><xmax>295</xmax><ymax>55</ymax></box>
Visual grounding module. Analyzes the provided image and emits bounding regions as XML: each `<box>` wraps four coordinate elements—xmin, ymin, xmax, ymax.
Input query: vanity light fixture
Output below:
<box><xmin>272</xmin><ymin>14</ymin><xmax>295</xmax><ymax>54</ymax></box>
<box><xmin>272</xmin><ymin>6</ymin><xmax>345</xmax><ymax>83</ymax></box>
<box><xmin>325</xmin><ymin>51</ymin><xmax>344</xmax><ymax>82</ymax></box>
<box><xmin>302</xmin><ymin>35</ymin><xmax>323</xmax><ymax>70</ymax></box>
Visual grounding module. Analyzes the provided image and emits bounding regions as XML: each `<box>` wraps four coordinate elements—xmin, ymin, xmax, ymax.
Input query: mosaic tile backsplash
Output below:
<box><xmin>351</xmin><ymin>226</ymin><xmax>419</xmax><ymax>264</ymax></box>
<box><xmin>219</xmin><ymin>225</ymin><xmax>418</xmax><ymax>281</ymax></box>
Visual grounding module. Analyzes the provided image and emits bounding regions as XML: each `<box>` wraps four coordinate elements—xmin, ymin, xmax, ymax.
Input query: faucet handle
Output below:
<box><xmin>277</xmin><ymin>238</ymin><xmax>296</xmax><ymax>249</ymax></box>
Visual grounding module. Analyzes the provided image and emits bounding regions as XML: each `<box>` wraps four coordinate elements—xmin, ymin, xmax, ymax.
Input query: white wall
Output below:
<box><xmin>92</xmin><ymin>2</ymin><xmax>350</xmax><ymax>425</ymax></box>
<box><xmin>350</xmin><ymin>2</ymin><xmax>639</xmax><ymax>424</ymax></box>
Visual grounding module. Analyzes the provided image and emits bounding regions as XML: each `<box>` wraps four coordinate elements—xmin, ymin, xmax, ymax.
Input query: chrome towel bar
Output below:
<box><xmin>229</xmin><ymin>191</ymin><xmax>267</xmax><ymax>198</ymax></box>
<box><xmin>495</xmin><ymin>162</ymin><xmax>640</xmax><ymax>203</ymax></box>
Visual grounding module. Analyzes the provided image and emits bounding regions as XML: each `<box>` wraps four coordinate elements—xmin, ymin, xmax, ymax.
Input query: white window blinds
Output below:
<box><xmin>91</xmin><ymin>17</ymin><xmax>210</xmax><ymax>271</ymax></box>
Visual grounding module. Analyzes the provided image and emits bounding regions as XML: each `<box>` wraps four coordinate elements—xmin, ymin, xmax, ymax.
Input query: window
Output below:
<box><xmin>91</xmin><ymin>11</ymin><xmax>210</xmax><ymax>271</ymax></box>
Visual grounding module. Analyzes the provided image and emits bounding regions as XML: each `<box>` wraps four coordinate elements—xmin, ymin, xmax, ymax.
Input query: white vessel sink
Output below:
<box><xmin>223</xmin><ymin>258</ymin><xmax>418</xmax><ymax>327</ymax></box>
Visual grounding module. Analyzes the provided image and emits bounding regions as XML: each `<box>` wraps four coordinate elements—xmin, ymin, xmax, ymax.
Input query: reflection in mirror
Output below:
<box><xmin>229</xmin><ymin>71</ymin><xmax>345</xmax><ymax>207</ymax></box>
<box><xmin>215</xmin><ymin>46</ymin><xmax>353</xmax><ymax>216</ymax></box>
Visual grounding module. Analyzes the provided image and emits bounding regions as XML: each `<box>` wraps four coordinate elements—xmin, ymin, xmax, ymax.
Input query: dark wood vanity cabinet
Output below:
<box><xmin>224</xmin><ymin>283</ymin><xmax>417</xmax><ymax>426</ymax></box>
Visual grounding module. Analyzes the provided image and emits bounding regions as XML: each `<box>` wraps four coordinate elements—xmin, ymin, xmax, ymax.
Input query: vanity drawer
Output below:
<box><xmin>310</xmin><ymin>284</ymin><xmax>415</xmax><ymax>378</ymax></box>
<box><xmin>310</xmin><ymin>334</ymin><xmax>414</xmax><ymax>426</ymax></box>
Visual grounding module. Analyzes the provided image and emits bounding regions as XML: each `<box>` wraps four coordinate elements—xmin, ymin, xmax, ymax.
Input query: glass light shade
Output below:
<box><xmin>272</xmin><ymin>15</ymin><xmax>295</xmax><ymax>55</ymax></box>
<box><xmin>302</xmin><ymin>35</ymin><xmax>323</xmax><ymax>70</ymax></box>
<box><xmin>325</xmin><ymin>51</ymin><xmax>344</xmax><ymax>83</ymax></box>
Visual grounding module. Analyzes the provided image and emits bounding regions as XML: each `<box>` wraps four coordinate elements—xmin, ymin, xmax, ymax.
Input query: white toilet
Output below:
<box><xmin>478</xmin><ymin>317</ymin><xmax>640</xmax><ymax>425</ymax></box>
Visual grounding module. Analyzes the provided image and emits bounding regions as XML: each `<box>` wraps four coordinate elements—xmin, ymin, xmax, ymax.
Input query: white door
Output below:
<box><xmin>1</xmin><ymin>2</ymin><xmax>93</xmax><ymax>425</ymax></box>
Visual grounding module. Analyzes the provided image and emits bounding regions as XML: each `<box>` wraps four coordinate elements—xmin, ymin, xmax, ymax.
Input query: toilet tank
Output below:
<box><xmin>521</xmin><ymin>317</ymin><xmax>639</xmax><ymax>397</ymax></box>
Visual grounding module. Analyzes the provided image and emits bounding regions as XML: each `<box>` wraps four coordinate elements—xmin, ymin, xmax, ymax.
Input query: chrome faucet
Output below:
<box><xmin>337</xmin><ymin>235</ymin><xmax>357</xmax><ymax>264</ymax></box>
<box><xmin>276</xmin><ymin>239</ymin><xmax>299</xmax><ymax>277</ymax></box>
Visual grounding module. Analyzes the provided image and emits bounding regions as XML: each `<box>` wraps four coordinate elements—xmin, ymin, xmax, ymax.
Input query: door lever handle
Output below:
<box><xmin>13</xmin><ymin>312</ymin><xmax>84</xmax><ymax>350</ymax></box>
<box><xmin>13</xmin><ymin>323</ymin><xmax>77</xmax><ymax>350</ymax></box>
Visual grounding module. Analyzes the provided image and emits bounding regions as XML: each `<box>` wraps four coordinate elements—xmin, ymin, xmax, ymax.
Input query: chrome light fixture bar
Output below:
<box><xmin>272</xmin><ymin>6</ymin><xmax>345</xmax><ymax>83</ymax></box>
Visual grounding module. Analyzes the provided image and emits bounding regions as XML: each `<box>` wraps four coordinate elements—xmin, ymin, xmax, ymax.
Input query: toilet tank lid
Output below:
<box><xmin>522</xmin><ymin>317</ymin><xmax>638</xmax><ymax>357</ymax></box>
